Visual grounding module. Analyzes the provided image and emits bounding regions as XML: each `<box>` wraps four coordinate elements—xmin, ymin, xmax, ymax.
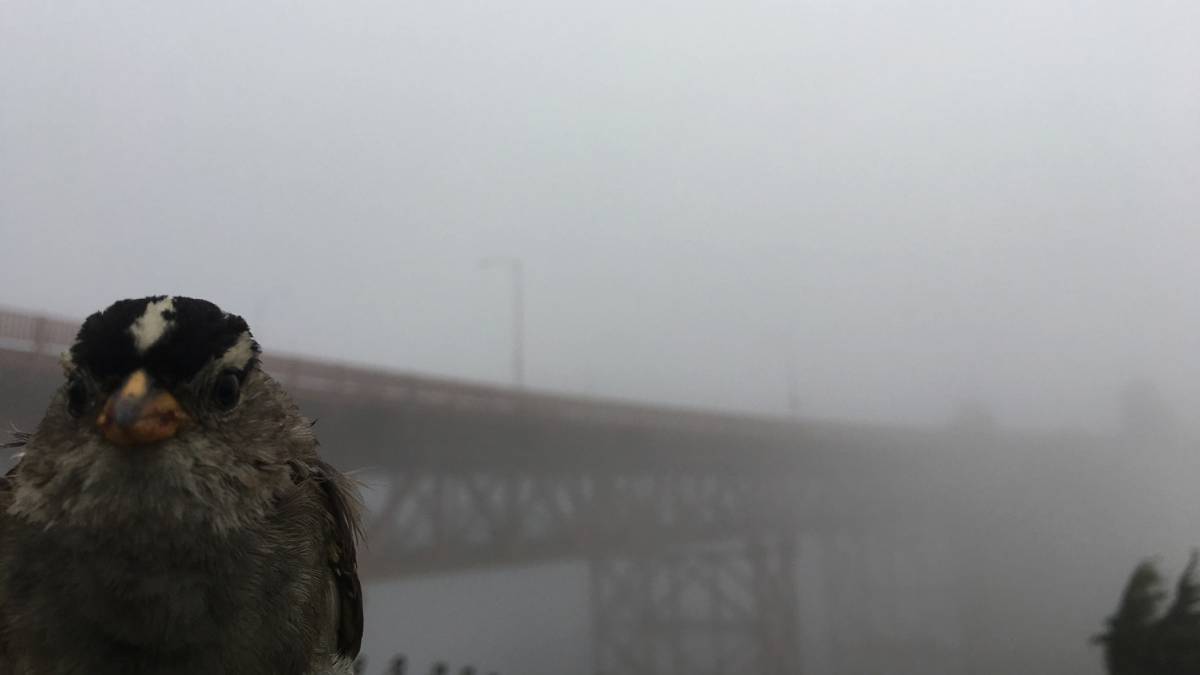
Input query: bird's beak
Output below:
<box><xmin>97</xmin><ymin>369</ymin><xmax>189</xmax><ymax>446</ymax></box>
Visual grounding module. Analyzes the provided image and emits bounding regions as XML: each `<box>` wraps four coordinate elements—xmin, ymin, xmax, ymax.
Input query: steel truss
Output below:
<box><xmin>590</xmin><ymin>532</ymin><xmax>801</xmax><ymax>675</ymax></box>
<box><xmin>362</xmin><ymin>469</ymin><xmax>784</xmax><ymax>576</ymax></box>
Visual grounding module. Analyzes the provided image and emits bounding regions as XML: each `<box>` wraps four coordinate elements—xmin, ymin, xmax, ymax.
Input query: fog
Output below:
<box><xmin>2</xmin><ymin>1</ymin><xmax>1199</xmax><ymax>674</ymax></box>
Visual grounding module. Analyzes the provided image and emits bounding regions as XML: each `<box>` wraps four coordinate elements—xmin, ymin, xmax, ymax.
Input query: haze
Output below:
<box><xmin>2</xmin><ymin>1</ymin><xmax>1199</xmax><ymax>673</ymax></box>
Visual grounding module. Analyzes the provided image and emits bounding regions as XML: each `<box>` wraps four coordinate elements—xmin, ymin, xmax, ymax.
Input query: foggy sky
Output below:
<box><xmin>2</xmin><ymin>0</ymin><xmax>1199</xmax><ymax>433</ymax></box>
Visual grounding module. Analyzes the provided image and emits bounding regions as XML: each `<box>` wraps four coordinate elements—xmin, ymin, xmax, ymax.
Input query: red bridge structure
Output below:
<box><xmin>0</xmin><ymin>307</ymin><xmax>1184</xmax><ymax>675</ymax></box>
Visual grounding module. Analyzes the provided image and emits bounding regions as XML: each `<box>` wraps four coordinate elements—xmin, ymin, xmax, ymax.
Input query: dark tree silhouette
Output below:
<box><xmin>1156</xmin><ymin>552</ymin><xmax>1200</xmax><ymax>673</ymax></box>
<box><xmin>1097</xmin><ymin>553</ymin><xmax>1200</xmax><ymax>674</ymax></box>
<box><xmin>1096</xmin><ymin>559</ymin><xmax>1166</xmax><ymax>674</ymax></box>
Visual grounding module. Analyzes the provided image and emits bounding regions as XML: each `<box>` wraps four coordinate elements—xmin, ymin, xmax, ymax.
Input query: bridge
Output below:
<box><xmin>0</xmin><ymin>307</ymin><xmax>1181</xmax><ymax>675</ymax></box>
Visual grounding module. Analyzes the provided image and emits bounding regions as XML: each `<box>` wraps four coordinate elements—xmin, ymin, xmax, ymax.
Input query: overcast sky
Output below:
<box><xmin>2</xmin><ymin>0</ymin><xmax>1198</xmax><ymax>432</ymax></box>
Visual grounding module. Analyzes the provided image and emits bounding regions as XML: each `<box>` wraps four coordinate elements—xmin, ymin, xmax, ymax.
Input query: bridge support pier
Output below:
<box><xmin>590</xmin><ymin>531</ymin><xmax>801</xmax><ymax>675</ymax></box>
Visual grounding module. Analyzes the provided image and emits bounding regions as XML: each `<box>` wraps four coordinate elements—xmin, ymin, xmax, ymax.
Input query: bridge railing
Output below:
<box><xmin>0</xmin><ymin>310</ymin><xmax>77</xmax><ymax>357</ymax></box>
<box><xmin>0</xmin><ymin>308</ymin><xmax>821</xmax><ymax>440</ymax></box>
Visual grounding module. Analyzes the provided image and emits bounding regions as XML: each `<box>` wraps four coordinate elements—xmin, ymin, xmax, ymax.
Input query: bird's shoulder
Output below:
<box><xmin>280</xmin><ymin>456</ymin><xmax>364</xmax><ymax>662</ymax></box>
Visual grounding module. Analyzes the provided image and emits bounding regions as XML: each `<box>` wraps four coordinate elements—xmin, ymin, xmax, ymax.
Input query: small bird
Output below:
<box><xmin>0</xmin><ymin>296</ymin><xmax>363</xmax><ymax>675</ymax></box>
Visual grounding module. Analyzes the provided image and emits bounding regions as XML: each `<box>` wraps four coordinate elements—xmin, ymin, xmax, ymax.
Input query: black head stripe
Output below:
<box><xmin>69</xmin><ymin>296</ymin><xmax>260</xmax><ymax>386</ymax></box>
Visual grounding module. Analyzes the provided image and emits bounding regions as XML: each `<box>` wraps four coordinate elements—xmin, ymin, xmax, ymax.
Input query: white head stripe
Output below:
<box><xmin>129</xmin><ymin>296</ymin><xmax>176</xmax><ymax>354</ymax></box>
<box><xmin>216</xmin><ymin>331</ymin><xmax>257</xmax><ymax>371</ymax></box>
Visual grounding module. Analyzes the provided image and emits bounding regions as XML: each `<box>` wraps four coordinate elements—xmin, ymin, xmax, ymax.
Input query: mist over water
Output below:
<box><xmin>2</xmin><ymin>1</ymin><xmax>1199</xmax><ymax>673</ymax></box>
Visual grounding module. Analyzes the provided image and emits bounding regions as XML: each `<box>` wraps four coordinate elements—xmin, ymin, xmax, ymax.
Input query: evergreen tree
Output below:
<box><xmin>1095</xmin><ymin>559</ymin><xmax>1166</xmax><ymax>675</ymax></box>
<box><xmin>1155</xmin><ymin>551</ymin><xmax>1200</xmax><ymax>673</ymax></box>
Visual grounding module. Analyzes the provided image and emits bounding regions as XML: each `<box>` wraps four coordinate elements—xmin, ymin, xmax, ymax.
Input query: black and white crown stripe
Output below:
<box><xmin>128</xmin><ymin>296</ymin><xmax>177</xmax><ymax>354</ymax></box>
<box><xmin>60</xmin><ymin>296</ymin><xmax>259</xmax><ymax>377</ymax></box>
<box><xmin>215</xmin><ymin>331</ymin><xmax>258</xmax><ymax>373</ymax></box>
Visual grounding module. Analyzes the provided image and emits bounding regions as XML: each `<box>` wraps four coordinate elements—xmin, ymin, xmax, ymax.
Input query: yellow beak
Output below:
<box><xmin>96</xmin><ymin>369</ymin><xmax>188</xmax><ymax>446</ymax></box>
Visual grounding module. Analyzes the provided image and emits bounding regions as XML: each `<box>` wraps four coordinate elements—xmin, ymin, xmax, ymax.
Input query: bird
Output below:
<box><xmin>0</xmin><ymin>296</ymin><xmax>363</xmax><ymax>675</ymax></box>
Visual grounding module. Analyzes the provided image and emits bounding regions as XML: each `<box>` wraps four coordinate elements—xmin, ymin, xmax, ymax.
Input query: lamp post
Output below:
<box><xmin>478</xmin><ymin>257</ymin><xmax>525</xmax><ymax>388</ymax></box>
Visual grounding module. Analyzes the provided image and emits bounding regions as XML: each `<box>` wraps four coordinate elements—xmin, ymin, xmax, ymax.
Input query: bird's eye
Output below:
<box><xmin>66</xmin><ymin>377</ymin><xmax>89</xmax><ymax>418</ymax></box>
<box><xmin>212</xmin><ymin>371</ymin><xmax>241</xmax><ymax>411</ymax></box>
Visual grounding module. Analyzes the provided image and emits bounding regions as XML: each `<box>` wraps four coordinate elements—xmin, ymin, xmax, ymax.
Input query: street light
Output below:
<box><xmin>478</xmin><ymin>257</ymin><xmax>525</xmax><ymax>388</ymax></box>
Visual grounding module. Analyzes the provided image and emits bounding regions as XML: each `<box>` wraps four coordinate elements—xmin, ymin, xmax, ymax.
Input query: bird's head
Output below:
<box><xmin>65</xmin><ymin>296</ymin><xmax>259</xmax><ymax>446</ymax></box>
<box><xmin>9</xmin><ymin>296</ymin><xmax>312</xmax><ymax>532</ymax></box>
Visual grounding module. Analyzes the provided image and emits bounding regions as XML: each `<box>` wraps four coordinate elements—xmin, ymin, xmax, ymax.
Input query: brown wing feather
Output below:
<box><xmin>312</xmin><ymin>460</ymin><xmax>364</xmax><ymax>658</ymax></box>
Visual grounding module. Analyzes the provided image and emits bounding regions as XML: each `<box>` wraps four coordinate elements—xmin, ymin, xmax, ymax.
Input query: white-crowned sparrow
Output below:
<box><xmin>0</xmin><ymin>296</ymin><xmax>363</xmax><ymax>675</ymax></box>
